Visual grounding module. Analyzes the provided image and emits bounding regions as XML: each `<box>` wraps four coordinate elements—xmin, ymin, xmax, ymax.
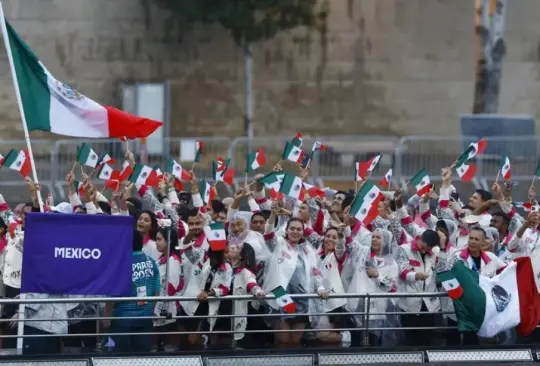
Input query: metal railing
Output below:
<box><xmin>2</xmin><ymin>134</ymin><xmax>540</xmax><ymax>202</ymax></box>
<box><xmin>0</xmin><ymin>291</ymin><xmax>458</xmax><ymax>340</ymax></box>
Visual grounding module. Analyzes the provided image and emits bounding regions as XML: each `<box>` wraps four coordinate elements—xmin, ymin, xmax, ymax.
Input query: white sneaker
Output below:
<box><xmin>340</xmin><ymin>331</ymin><xmax>351</xmax><ymax>347</ymax></box>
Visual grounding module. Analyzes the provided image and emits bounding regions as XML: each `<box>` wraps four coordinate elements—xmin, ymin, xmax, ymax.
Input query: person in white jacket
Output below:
<box><xmin>395</xmin><ymin>229</ymin><xmax>441</xmax><ymax>346</ymax></box>
<box><xmin>153</xmin><ymin>227</ymin><xmax>184</xmax><ymax>350</ymax></box>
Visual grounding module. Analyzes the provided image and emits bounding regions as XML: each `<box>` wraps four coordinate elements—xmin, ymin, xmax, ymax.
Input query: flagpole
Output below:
<box><xmin>495</xmin><ymin>170</ymin><xmax>501</xmax><ymax>184</ymax></box>
<box><xmin>531</xmin><ymin>175</ymin><xmax>536</xmax><ymax>189</ymax></box>
<box><xmin>0</xmin><ymin>3</ymin><xmax>42</xmax><ymax>353</ymax></box>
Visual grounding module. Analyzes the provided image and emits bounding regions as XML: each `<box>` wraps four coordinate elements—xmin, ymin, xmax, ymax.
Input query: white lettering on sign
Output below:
<box><xmin>54</xmin><ymin>247</ymin><xmax>101</xmax><ymax>259</ymax></box>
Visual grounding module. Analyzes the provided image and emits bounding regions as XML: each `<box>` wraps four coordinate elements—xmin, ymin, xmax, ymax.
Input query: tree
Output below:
<box><xmin>153</xmin><ymin>0</ymin><xmax>321</xmax><ymax>44</ymax></box>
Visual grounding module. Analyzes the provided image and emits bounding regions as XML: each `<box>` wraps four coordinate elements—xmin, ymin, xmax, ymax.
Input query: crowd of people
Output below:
<box><xmin>0</xmin><ymin>148</ymin><xmax>539</xmax><ymax>355</ymax></box>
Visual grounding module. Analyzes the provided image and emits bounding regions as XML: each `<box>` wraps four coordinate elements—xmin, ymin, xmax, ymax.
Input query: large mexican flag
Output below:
<box><xmin>0</xmin><ymin>17</ymin><xmax>162</xmax><ymax>139</ymax></box>
<box><xmin>438</xmin><ymin>257</ymin><xmax>540</xmax><ymax>337</ymax></box>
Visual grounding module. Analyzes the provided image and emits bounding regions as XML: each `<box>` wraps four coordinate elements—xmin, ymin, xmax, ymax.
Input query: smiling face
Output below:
<box><xmin>136</xmin><ymin>213</ymin><xmax>152</xmax><ymax>235</ymax></box>
<box><xmin>230</xmin><ymin>217</ymin><xmax>246</xmax><ymax>236</ymax></box>
<box><xmin>286</xmin><ymin>220</ymin><xmax>304</xmax><ymax>244</ymax></box>
<box><xmin>323</xmin><ymin>229</ymin><xmax>339</xmax><ymax>252</ymax></box>
<box><xmin>187</xmin><ymin>215</ymin><xmax>204</xmax><ymax>236</ymax></box>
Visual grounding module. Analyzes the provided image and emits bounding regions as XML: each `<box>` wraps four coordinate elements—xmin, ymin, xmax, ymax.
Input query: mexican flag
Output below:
<box><xmin>212</xmin><ymin>157</ymin><xmax>234</xmax><ymax>184</ymax></box>
<box><xmin>468</xmin><ymin>139</ymin><xmax>487</xmax><ymax>160</ymax></box>
<box><xmin>279</xmin><ymin>174</ymin><xmax>305</xmax><ymax>200</ymax></box>
<box><xmin>73</xmin><ymin>181</ymin><xmax>85</xmax><ymax>196</ymax></box>
<box><xmin>129</xmin><ymin>164</ymin><xmax>159</xmax><ymax>187</ymax></box>
<box><xmin>303</xmin><ymin>183</ymin><xmax>325</xmax><ymax>198</ymax></box>
<box><xmin>246</xmin><ymin>147</ymin><xmax>266</xmax><ymax>173</ymax></box>
<box><xmin>166</xmin><ymin>157</ymin><xmax>192</xmax><ymax>181</ymax></box>
<box><xmin>205</xmin><ymin>222</ymin><xmax>227</xmax><ymax>251</ymax></box>
<box><xmin>97</xmin><ymin>153</ymin><xmax>115</xmax><ymax>167</ymax></box>
<box><xmin>272</xmin><ymin>286</ymin><xmax>296</xmax><ymax>313</ymax></box>
<box><xmin>77</xmin><ymin>143</ymin><xmax>99</xmax><ymax>168</ymax></box>
<box><xmin>3</xmin><ymin>149</ymin><xmax>30</xmax><ymax>177</ymax></box>
<box><xmin>282</xmin><ymin>141</ymin><xmax>304</xmax><ymax>163</ymax></box>
<box><xmin>119</xmin><ymin>161</ymin><xmax>133</xmax><ymax>182</ymax></box>
<box><xmin>379</xmin><ymin>168</ymin><xmax>392</xmax><ymax>187</ymax></box>
<box><xmin>410</xmin><ymin>168</ymin><xmax>431</xmax><ymax>196</ymax></box>
<box><xmin>1</xmin><ymin>20</ymin><xmax>163</xmax><ymax>139</ymax></box>
<box><xmin>194</xmin><ymin>140</ymin><xmax>204</xmax><ymax>163</ymax></box>
<box><xmin>311</xmin><ymin>141</ymin><xmax>326</xmax><ymax>153</ymax></box>
<box><xmin>199</xmin><ymin>180</ymin><xmax>216</xmax><ymax>205</ymax></box>
<box><xmin>500</xmin><ymin>156</ymin><xmax>512</xmax><ymax>180</ymax></box>
<box><xmin>354</xmin><ymin>162</ymin><xmax>367</xmax><ymax>182</ymax></box>
<box><xmin>456</xmin><ymin>162</ymin><xmax>476</xmax><ymax>182</ymax></box>
<box><xmin>291</xmin><ymin>132</ymin><xmax>303</xmax><ymax>148</ymax></box>
<box><xmin>258</xmin><ymin>172</ymin><xmax>285</xmax><ymax>192</ymax></box>
<box><xmin>349</xmin><ymin>180</ymin><xmax>384</xmax><ymax>225</ymax></box>
<box><xmin>96</xmin><ymin>163</ymin><xmax>119</xmax><ymax>181</ymax></box>
<box><xmin>104</xmin><ymin>179</ymin><xmax>120</xmax><ymax>191</ymax></box>
<box><xmin>366</xmin><ymin>154</ymin><xmax>381</xmax><ymax>173</ymax></box>
<box><xmin>437</xmin><ymin>257</ymin><xmax>540</xmax><ymax>337</ymax></box>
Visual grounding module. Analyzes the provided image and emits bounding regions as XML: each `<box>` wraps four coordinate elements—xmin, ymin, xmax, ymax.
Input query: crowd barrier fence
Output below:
<box><xmin>1</xmin><ymin>135</ymin><xmax>540</xmax><ymax>201</ymax></box>
<box><xmin>0</xmin><ymin>292</ymin><xmax>538</xmax><ymax>364</ymax></box>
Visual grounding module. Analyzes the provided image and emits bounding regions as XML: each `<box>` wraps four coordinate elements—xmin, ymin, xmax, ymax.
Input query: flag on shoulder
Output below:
<box><xmin>166</xmin><ymin>157</ymin><xmax>192</xmax><ymax>181</ymax></box>
<box><xmin>246</xmin><ymin>147</ymin><xmax>266</xmax><ymax>173</ymax></box>
<box><xmin>279</xmin><ymin>174</ymin><xmax>305</xmax><ymax>201</ymax></box>
<box><xmin>129</xmin><ymin>164</ymin><xmax>159</xmax><ymax>187</ymax></box>
<box><xmin>349</xmin><ymin>180</ymin><xmax>384</xmax><ymax>225</ymax></box>
<box><xmin>437</xmin><ymin>257</ymin><xmax>540</xmax><ymax>337</ymax></box>
<box><xmin>272</xmin><ymin>286</ymin><xmax>296</xmax><ymax>313</ymax></box>
<box><xmin>410</xmin><ymin>168</ymin><xmax>431</xmax><ymax>196</ymax></box>
<box><xmin>2</xmin><ymin>20</ymin><xmax>162</xmax><ymax>139</ymax></box>
<box><xmin>77</xmin><ymin>143</ymin><xmax>99</xmax><ymax>168</ymax></box>
<box><xmin>4</xmin><ymin>149</ymin><xmax>30</xmax><ymax>177</ymax></box>
<box><xmin>500</xmin><ymin>156</ymin><xmax>512</xmax><ymax>180</ymax></box>
<box><xmin>205</xmin><ymin>222</ymin><xmax>227</xmax><ymax>251</ymax></box>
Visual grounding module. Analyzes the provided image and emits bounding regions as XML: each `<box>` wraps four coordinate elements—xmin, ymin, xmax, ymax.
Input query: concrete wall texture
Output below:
<box><xmin>0</xmin><ymin>0</ymin><xmax>540</xmax><ymax>141</ymax></box>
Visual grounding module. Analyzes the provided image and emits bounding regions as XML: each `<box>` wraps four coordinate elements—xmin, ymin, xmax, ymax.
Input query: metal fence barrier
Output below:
<box><xmin>2</xmin><ymin>135</ymin><xmax>540</xmax><ymax>202</ymax></box>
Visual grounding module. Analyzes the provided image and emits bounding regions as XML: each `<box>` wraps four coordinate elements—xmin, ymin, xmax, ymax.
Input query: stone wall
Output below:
<box><xmin>0</xmin><ymin>0</ymin><xmax>540</xmax><ymax>144</ymax></box>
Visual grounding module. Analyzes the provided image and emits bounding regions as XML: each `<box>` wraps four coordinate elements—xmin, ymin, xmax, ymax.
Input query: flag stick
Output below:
<box><xmin>191</xmin><ymin>161</ymin><xmax>196</xmax><ymax>172</ymax></box>
<box><xmin>101</xmin><ymin>185</ymin><xmax>107</xmax><ymax>194</ymax></box>
<box><xmin>0</xmin><ymin>3</ymin><xmax>43</xmax><ymax>353</ymax></box>
<box><xmin>355</xmin><ymin>181</ymin><xmax>358</xmax><ymax>192</ymax></box>
<box><xmin>244</xmin><ymin>172</ymin><xmax>248</xmax><ymax>185</ymax></box>
<box><xmin>495</xmin><ymin>170</ymin><xmax>501</xmax><ymax>184</ymax></box>
<box><xmin>531</xmin><ymin>175</ymin><xmax>537</xmax><ymax>189</ymax></box>
<box><xmin>80</xmin><ymin>165</ymin><xmax>85</xmax><ymax>176</ymax></box>
<box><xmin>70</xmin><ymin>161</ymin><xmax>77</xmax><ymax>173</ymax></box>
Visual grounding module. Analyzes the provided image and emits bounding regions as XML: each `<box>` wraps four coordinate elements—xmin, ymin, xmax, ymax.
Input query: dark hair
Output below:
<box><xmin>132</xmin><ymin>229</ymin><xmax>143</xmax><ymax>252</ymax></box>
<box><xmin>176</xmin><ymin>205</ymin><xmax>190</xmax><ymax>222</ymax></box>
<box><xmin>251</xmin><ymin>212</ymin><xmax>267</xmax><ymax>223</ymax></box>
<box><xmin>97</xmin><ymin>201</ymin><xmax>111</xmax><ymax>215</ymax></box>
<box><xmin>137</xmin><ymin>210</ymin><xmax>158</xmax><ymax>240</ymax></box>
<box><xmin>435</xmin><ymin>220</ymin><xmax>450</xmax><ymax>239</ymax></box>
<box><xmin>491</xmin><ymin>211</ymin><xmax>510</xmax><ymax>227</ymax></box>
<box><xmin>24</xmin><ymin>202</ymin><xmax>40</xmax><ymax>213</ymax></box>
<box><xmin>260</xmin><ymin>210</ymin><xmax>272</xmax><ymax>219</ymax></box>
<box><xmin>240</xmin><ymin>243</ymin><xmax>257</xmax><ymax>273</ymax></box>
<box><xmin>338</xmin><ymin>192</ymin><xmax>354</xmax><ymax>211</ymax></box>
<box><xmin>187</xmin><ymin>208</ymin><xmax>201</xmax><ymax>218</ymax></box>
<box><xmin>208</xmin><ymin>246</ymin><xmax>226</xmax><ymax>266</ymax></box>
<box><xmin>324</xmin><ymin>226</ymin><xmax>342</xmax><ymax>239</ymax></box>
<box><xmin>421</xmin><ymin>229</ymin><xmax>440</xmax><ymax>248</ymax></box>
<box><xmin>474</xmin><ymin>189</ymin><xmax>492</xmax><ymax>202</ymax></box>
<box><xmin>177</xmin><ymin>191</ymin><xmax>191</xmax><ymax>205</ymax></box>
<box><xmin>211</xmin><ymin>200</ymin><xmax>226</xmax><ymax>214</ymax></box>
<box><xmin>126</xmin><ymin>197</ymin><xmax>143</xmax><ymax>211</ymax></box>
<box><xmin>157</xmin><ymin>227</ymin><xmax>180</xmax><ymax>257</ymax></box>
<box><xmin>470</xmin><ymin>226</ymin><xmax>487</xmax><ymax>238</ymax></box>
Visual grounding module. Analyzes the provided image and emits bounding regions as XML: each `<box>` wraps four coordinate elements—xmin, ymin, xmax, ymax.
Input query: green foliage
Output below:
<box><xmin>154</xmin><ymin>0</ymin><xmax>320</xmax><ymax>44</ymax></box>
